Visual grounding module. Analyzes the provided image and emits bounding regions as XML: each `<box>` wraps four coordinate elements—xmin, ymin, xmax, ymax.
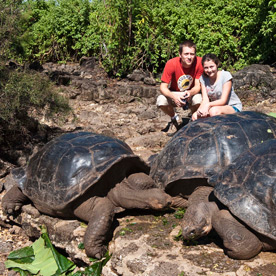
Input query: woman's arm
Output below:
<box><xmin>196</xmin><ymin>83</ymin><xmax>210</xmax><ymax>117</ymax></box>
<box><xmin>208</xmin><ymin>80</ymin><xmax>232</xmax><ymax>108</ymax></box>
<box><xmin>192</xmin><ymin>83</ymin><xmax>209</xmax><ymax>120</ymax></box>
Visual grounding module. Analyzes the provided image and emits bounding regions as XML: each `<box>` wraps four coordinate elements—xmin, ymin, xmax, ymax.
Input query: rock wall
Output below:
<box><xmin>42</xmin><ymin>57</ymin><xmax>160</xmax><ymax>104</ymax></box>
<box><xmin>41</xmin><ymin>57</ymin><xmax>276</xmax><ymax>106</ymax></box>
<box><xmin>233</xmin><ymin>64</ymin><xmax>276</xmax><ymax>105</ymax></box>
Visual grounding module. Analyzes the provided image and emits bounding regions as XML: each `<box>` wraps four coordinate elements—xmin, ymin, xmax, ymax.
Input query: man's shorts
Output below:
<box><xmin>156</xmin><ymin>92</ymin><xmax>202</xmax><ymax>107</ymax></box>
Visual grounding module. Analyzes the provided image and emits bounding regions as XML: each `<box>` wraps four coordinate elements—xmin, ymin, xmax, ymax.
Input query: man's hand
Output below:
<box><xmin>183</xmin><ymin>90</ymin><xmax>191</xmax><ymax>100</ymax></box>
<box><xmin>172</xmin><ymin>92</ymin><xmax>188</xmax><ymax>107</ymax></box>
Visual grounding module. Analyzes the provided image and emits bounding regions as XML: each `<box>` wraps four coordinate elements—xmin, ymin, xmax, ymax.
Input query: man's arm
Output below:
<box><xmin>185</xmin><ymin>78</ymin><xmax>201</xmax><ymax>98</ymax></box>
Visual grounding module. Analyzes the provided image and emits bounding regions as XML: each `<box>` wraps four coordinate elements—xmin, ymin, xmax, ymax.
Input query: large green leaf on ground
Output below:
<box><xmin>5</xmin><ymin>225</ymin><xmax>111</xmax><ymax>276</ymax></box>
<box><xmin>268</xmin><ymin>112</ymin><xmax>276</xmax><ymax>118</ymax></box>
<box><xmin>5</xmin><ymin>226</ymin><xmax>76</xmax><ymax>276</ymax></box>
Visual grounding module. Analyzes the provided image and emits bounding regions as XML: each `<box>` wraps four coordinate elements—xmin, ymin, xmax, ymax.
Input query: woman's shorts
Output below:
<box><xmin>232</xmin><ymin>106</ymin><xmax>241</xmax><ymax>112</ymax></box>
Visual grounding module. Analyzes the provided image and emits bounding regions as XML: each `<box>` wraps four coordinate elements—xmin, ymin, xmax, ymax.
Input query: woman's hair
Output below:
<box><xmin>202</xmin><ymin>53</ymin><xmax>221</xmax><ymax>67</ymax></box>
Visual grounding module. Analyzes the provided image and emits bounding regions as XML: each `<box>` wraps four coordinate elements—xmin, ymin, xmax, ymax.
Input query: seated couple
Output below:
<box><xmin>157</xmin><ymin>40</ymin><xmax>242</xmax><ymax>131</ymax></box>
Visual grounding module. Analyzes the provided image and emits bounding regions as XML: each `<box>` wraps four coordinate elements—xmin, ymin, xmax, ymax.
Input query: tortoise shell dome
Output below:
<box><xmin>17</xmin><ymin>132</ymin><xmax>149</xmax><ymax>208</ymax></box>
<box><xmin>211</xmin><ymin>139</ymin><xmax>276</xmax><ymax>240</ymax></box>
<box><xmin>150</xmin><ymin>112</ymin><xmax>276</xmax><ymax>189</ymax></box>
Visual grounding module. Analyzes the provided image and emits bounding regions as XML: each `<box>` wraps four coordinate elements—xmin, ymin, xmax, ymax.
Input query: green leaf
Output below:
<box><xmin>5</xmin><ymin>259</ymin><xmax>38</xmax><ymax>274</ymax></box>
<box><xmin>268</xmin><ymin>112</ymin><xmax>276</xmax><ymax>118</ymax></box>
<box><xmin>31</xmin><ymin>237</ymin><xmax>59</xmax><ymax>276</ymax></box>
<box><xmin>72</xmin><ymin>252</ymin><xmax>111</xmax><ymax>276</ymax></box>
<box><xmin>5</xmin><ymin>226</ymin><xmax>76</xmax><ymax>276</ymax></box>
<box><xmin>78</xmin><ymin>242</ymin><xmax>85</xmax><ymax>249</ymax></box>
<box><xmin>174</xmin><ymin>208</ymin><xmax>186</xmax><ymax>219</ymax></box>
<box><xmin>5</xmin><ymin>237</ymin><xmax>57</xmax><ymax>276</ymax></box>
<box><xmin>5</xmin><ymin>226</ymin><xmax>111</xmax><ymax>276</ymax></box>
<box><xmin>40</xmin><ymin>226</ymin><xmax>75</xmax><ymax>274</ymax></box>
<box><xmin>102</xmin><ymin>251</ymin><xmax>112</xmax><ymax>267</ymax></box>
<box><xmin>7</xmin><ymin>246</ymin><xmax>35</xmax><ymax>264</ymax></box>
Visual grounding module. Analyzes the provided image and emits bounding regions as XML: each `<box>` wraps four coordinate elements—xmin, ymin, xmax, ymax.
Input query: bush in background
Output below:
<box><xmin>0</xmin><ymin>63</ymin><xmax>71</xmax><ymax>138</ymax></box>
<box><xmin>3</xmin><ymin>0</ymin><xmax>276</xmax><ymax>76</ymax></box>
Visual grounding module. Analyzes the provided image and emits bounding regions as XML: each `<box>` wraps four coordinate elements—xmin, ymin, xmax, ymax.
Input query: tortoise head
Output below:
<box><xmin>181</xmin><ymin>202</ymin><xmax>217</xmax><ymax>240</ymax></box>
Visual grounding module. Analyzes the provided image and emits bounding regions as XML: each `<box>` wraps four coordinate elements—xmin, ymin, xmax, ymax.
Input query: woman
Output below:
<box><xmin>192</xmin><ymin>54</ymin><xmax>242</xmax><ymax>121</ymax></box>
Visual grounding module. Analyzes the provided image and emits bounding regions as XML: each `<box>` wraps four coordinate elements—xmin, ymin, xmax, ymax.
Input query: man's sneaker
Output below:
<box><xmin>171</xmin><ymin>117</ymin><xmax>182</xmax><ymax>131</ymax></box>
<box><xmin>161</xmin><ymin>115</ymin><xmax>182</xmax><ymax>132</ymax></box>
<box><xmin>161</xmin><ymin>121</ymin><xmax>172</xmax><ymax>132</ymax></box>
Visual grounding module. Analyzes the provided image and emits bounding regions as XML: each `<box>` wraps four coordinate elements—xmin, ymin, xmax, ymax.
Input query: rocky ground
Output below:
<box><xmin>0</xmin><ymin>60</ymin><xmax>276</xmax><ymax>275</ymax></box>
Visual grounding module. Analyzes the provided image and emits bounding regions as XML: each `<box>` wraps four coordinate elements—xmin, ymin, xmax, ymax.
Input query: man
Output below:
<box><xmin>156</xmin><ymin>40</ymin><xmax>203</xmax><ymax>131</ymax></box>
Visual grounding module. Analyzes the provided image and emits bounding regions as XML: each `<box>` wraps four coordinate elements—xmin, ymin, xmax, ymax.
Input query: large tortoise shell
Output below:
<box><xmin>15</xmin><ymin>132</ymin><xmax>149</xmax><ymax>208</ymax></box>
<box><xmin>211</xmin><ymin>139</ymin><xmax>276</xmax><ymax>240</ymax></box>
<box><xmin>150</xmin><ymin>112</ymin><xmax>276</xmax><ymax>190</ymax></box>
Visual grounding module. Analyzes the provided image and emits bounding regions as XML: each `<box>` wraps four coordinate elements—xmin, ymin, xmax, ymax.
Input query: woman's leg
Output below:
<box><xmin>191</xmin><ymin>111</ymin><xmax>198</xmax><ymax>121</ymax></box>
<box><xmin>192</xmin><ymin>110</ymin><xmax>210</xmax><ymax>121</ymax></box>
<box><xmin>209</xmin><ymin>105</ymin><xmax>236</xmax><ymax>117</ymax></box>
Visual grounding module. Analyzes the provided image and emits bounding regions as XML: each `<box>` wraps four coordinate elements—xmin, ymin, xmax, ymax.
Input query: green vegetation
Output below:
<box><xmin>0</xmin><ymin>66</ymin><xmax>70</xmax><ymax>122</ymax></box>
<box><xmin>0</xmin><ymin>1</ymin><xmax>72</xmax><ymax>137</ymax></box>
<box><xmin>174</xmin><ymin>208</ymin><xmax>186</xmax><ymax>219</ymax></box>
<box><xmin>2</xmin><ymin>0</ymin><xmax>275</xmax><ymax>77</ymax></box>
<box><xmin>268</xmin><ymin>112</ymin><xmax>276</xmax><ymax>118</ymax></box>
<box><xmin>0</xmin><ymin>0</ymin><xmax>24</xmax><ymax>60</ymax></box>
<box><xmin>6</xmin><ymin>226</ymin><xmax>111</xmax><ymax>276</ymax></box>
<box><xmin>119</xmin><ymin>227</ymin><xmax>133</xmax><ymax>236</ymax></box>
<box><xmin>0</xmin><ymin>64</ymin><xmax>71</xmax><ymax>137</ymax></box>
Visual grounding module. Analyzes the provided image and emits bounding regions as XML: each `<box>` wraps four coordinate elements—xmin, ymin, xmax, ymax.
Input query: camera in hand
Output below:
<box><xmin>181</xmin><ymin>98</ymin><xmax>189</xmax><ymax>110</ymax></box>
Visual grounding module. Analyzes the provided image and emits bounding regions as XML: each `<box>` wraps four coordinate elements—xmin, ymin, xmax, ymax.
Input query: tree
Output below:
<box><xmin>0</xmin><ymin>0</ymin><xmax>24</xmax><ymax>60</ymax></box>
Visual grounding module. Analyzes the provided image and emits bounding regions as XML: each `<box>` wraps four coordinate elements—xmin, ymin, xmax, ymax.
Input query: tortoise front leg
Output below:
<box><xmin>79</xmin><ymin>197</ymin><xmax>115</xmax><ymax>259</ymax></box>
<box><xmin>212</xmin><ymin>209</ymin><xmax>262</xmax><ymax>259</ymax></box>
<box><xmin>2</xmin><ymin>186</ymin><xmax>29</xmax><ymax>214</ymax></box>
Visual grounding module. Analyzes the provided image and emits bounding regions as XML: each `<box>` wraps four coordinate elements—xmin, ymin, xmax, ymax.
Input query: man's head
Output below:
<box><xmin>179</xmin><ymin>40</ymin><xmax>197</xmax><ymax>68</ymax></box>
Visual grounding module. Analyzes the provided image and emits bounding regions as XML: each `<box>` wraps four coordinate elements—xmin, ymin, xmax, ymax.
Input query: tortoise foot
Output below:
<box><xmin>2</xmin><ymin>186</ymin><xmax>28</xmax><ymax>215</ymax></box>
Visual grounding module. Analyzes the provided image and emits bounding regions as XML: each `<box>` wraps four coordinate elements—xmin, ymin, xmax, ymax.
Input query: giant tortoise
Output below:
<box><xmin>181</xmin><ymin>139</ymin><xmax>276</xmax><ymax>259</ymax></box>
<box><xmin>2</xmin><ymin>132</ymin><xmax>171</xmax><ymax>259</ymax></box>
<box><xmin>150</xmin><ymin>111</ymin><xmax>276</xmax><ymax>207</ymax></box>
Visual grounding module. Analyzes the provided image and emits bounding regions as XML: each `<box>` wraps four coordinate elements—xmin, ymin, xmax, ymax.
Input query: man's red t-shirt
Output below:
<box><xmin>161</xmin><ymin>56</ymin><xmax>203</xmax><ymax>91</ymax></box>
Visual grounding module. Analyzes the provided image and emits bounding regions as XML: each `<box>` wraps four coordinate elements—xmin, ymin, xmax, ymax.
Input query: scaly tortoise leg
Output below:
<box><xmin>2</xmin><ymin>186</ymin><xmax>29</xmax><ymax>214</ymax></box>
<box><xmin>212</xmin><ymin>209</ymin><xmax>262</xmax><ymax>259</ymax></box>
<box><xmin>83</xmin><ymin>197</ymin><xmax>115</xmax><ymax>259</ymax></box>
